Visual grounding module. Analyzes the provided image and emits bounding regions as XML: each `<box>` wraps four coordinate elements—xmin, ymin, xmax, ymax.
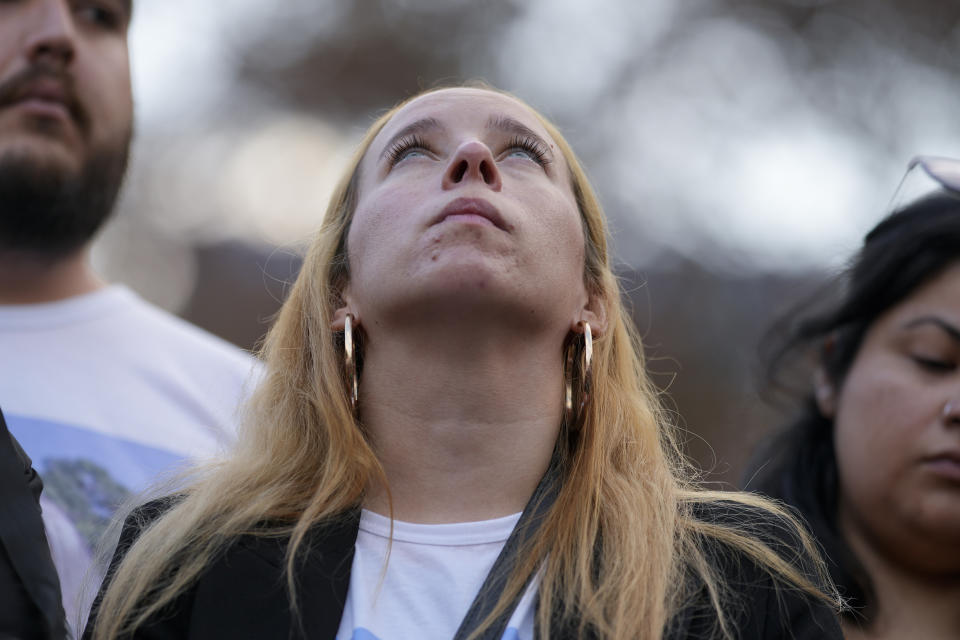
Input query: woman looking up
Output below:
<box><xmin>330</xmin><ymin>87</ymin><xmax>604</xmax><ymax>526</ymax></box>
<box><xmin>749</xmin><ymin>157</ymin><xmax>960</xmax><ymax>640</ymax></box>
<box><xmin>86</xmin><ymin>85</ymin><xmax>841</xmax><ymax>640</ymax></box>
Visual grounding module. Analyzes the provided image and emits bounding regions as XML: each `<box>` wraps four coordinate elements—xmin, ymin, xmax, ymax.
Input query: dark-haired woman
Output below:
<box><xmin>748</xmin><ymin>157</ymin><xmax>960</xmax><ymax>640</ymax></box>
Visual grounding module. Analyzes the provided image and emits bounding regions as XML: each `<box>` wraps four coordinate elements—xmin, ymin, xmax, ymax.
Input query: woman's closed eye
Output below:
<box><xmin>387</xmin><ymin>134</ymin><xmax>551</xmax><ymax>169</ymax></box>
<box><xmin>386</xmin><ymin>135</ymin><xmax>434</xmax><ymax>166</ymax></box>
<box><xmin>912</xmin><ymin>354</ymin><xmax>957</xmax><ymax>373</ymax></box>
<box><xmin>901</xmin><ymin>325</ymin><xmax>960</xmax><ymax>374</ymax></box>
<box><xmin>500</xmin><ymin>135</ymin><xmax>551</xmax><ymax>166</ymax></box>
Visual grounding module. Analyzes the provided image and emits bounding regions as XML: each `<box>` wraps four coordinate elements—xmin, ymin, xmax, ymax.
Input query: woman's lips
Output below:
<box><xmin>433</xmin><ymin>197</ymin><xmax>509</xmax><ymax>231</ymax></box>
<box><xmin>922</xmin><ymin>454</ymin><xmax>960</xmax><ymax>482</ymax></box>
<box><xmin>442</xmin><ymin>213</ymin><xmax>496</xmax><ymax>226</ymax></box>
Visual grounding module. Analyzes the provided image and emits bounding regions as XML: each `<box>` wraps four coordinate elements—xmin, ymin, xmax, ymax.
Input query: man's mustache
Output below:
<box><xmin>0</xmin><ymin>64</ymin><xmax>89</xmax><ymax>134</ymax></box>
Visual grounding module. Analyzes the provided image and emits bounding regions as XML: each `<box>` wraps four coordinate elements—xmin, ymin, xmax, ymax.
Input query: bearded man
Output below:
<box><xmin>0</xmin><ymin>2</ymin><xmax>261</xmax><ymax>634</ymax></box>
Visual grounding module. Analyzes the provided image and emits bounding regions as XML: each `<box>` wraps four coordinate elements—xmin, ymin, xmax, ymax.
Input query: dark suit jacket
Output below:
<box><xmin>85</xmin><ymin>499</ymin><xmax>842</xmax><ymax>639</ymax></box>
<box><xmin>0</xmin><ymin>407</ymin><xmax>66</xmax><ymax>640</ymax></box>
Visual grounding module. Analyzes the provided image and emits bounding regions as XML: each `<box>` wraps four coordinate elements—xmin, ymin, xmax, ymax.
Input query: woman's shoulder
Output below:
<box><xmin>669</xmin><ymin>495</ymin><xmax>844</xmax><ymax>639</ymax></box>
<box><xmin>115</xmin><ymin>496</ymin><xmax>360</xmax><ymax>567</ymax></box>
<box><xmin>120</xmin><ymin>495</ymin><xmax>183</xmax><ymax>529</ymax></box>
<box><xmin>684</xmin><ymin>494</ymin><xmax>832</xmax><ymax>590</ymax></box>
<box><xmin>688</xmin><ymin>493</ymin><xmax>792</xmax><ymax>523</ymax></box>
<box><xmin>687</xmin><ymin>495</ymin><xmax>817</xmax><ymax>553</ymax></box>
<box><xmin>87</xmin><ymin>499</ymin><xmax>361</xmax><ymax>639</ymax></box>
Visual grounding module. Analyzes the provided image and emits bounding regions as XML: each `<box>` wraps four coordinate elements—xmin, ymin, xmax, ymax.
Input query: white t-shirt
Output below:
<box><xmin>0</xmin><ymin>285</ymin><xmax>262</xmax><ymax>634</ymax></box>
<box><xmin>337</xmin><ymin>509</ymin><xmax>539</xmax><ymax>640</ymax></box>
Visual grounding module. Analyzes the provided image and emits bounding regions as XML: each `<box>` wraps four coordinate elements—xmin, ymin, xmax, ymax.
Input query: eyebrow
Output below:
<box><xmin>903</xmin><ymin>316</ymin><xmax>960</xmax><ymax>342</ymax></box>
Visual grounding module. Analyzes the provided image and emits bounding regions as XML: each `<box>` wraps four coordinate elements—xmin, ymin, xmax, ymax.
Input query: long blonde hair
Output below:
<box><xmin>91</xmin><ymin>84</ymin><xmax>838</xmax><ymax>640</ymax></box>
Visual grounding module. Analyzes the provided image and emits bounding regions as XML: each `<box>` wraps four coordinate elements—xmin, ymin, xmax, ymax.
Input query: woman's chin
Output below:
<box><xmin>410</xmin><ymin>251</ymin><xmax>514</xmax><ymax>293</ymax></box>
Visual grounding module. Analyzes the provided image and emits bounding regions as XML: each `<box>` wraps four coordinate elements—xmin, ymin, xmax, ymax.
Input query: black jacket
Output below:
<box><xmin>0</xmin><ymin>407</ymin><xmax>66</xmax><ymax>640</ymax></box>
<box><xmin>85</xmin><ymin>499</ymin><xmax>842</xmax><ymax>639</ymax></box>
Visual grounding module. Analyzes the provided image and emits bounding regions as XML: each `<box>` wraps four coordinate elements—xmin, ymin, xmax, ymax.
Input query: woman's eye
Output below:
<box><xmin>398</xmin><ymin>148</ymin><xmax>428</xmax><ymax>161</ymax></box>
<box><xmin>506</xmin><ymin>148</ymin><xmax>535</xmax><ymax>160</ymax></box>
<box><xmin>502</xmin><ymin>136</ymin><xmax>550</xmax><ymax>166</ymax></box>
<box><xmin>913</xmin><ymin>355</ymin><xmax>956</xmax><ymax>373</ymax></box>
<box><xmin>386</xmin><ymin>136</ymin><xmax>432</xmax><ymax>166</ymax></box>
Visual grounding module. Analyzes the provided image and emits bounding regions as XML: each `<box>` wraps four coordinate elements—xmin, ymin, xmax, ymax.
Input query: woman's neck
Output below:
<box><xmin>841</xmin><ymin>511</ymin><xmax>960</xmax><ymax>640</ymax></box>
<box><xmin>358</xmin><ymin>321</ymin><xmax>568</xmax><ymax>524</ymax></box>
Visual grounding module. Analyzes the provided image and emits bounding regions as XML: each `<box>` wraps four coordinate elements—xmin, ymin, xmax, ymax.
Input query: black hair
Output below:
<box><xmin>745</xmin><ymin>189</ymin><xmax>960</xmax><ymax>626</ymax></box>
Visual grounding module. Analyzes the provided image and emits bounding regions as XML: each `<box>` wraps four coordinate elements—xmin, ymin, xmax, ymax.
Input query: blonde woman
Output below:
<box><xmin>85</xmin><ymin>86</ymin><xmax>842</xmax><ymax>640</ymax></box>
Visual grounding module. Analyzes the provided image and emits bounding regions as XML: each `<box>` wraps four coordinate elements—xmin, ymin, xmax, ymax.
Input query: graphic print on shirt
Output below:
<box><xmin>7</xmin><ymin>413</ymin><xmax>183</xmax><ymax>626</ymax></box>
<box><xmin>10</xmin><ymin>415</ymin><xmax>181</xmax><ymax>547</ymax></box>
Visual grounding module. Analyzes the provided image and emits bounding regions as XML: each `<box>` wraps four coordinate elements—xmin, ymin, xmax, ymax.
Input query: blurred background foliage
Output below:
<box><xmin>95</xmin><ymin>0</ymin><xmax>960</xmax><ymax>485</ymax></box>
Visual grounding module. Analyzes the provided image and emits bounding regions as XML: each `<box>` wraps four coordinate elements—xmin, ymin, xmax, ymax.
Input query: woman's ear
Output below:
<box><xmin>330</xmin><ymin>290</ymin><xmax>358</xmax><ymax>331</ymax></box>
<box><xmin>572</xmin><ymin>291</ymin><xmax>608</xmax><ymax>337</ymax></box>
<box><xmin>813</xmin><ymin>366</ymin><xmax>837</xmax><ymax>418</ymax></box>
<box><xmin>813</xmin><ymin>334</ymin><xmax>838</xmax><ymax>417</ymax></box>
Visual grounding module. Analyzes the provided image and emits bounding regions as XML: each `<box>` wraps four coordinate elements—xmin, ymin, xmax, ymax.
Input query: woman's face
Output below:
<box><xmin>340</xmin><ymin>88</ymin><xmax>591</xmax><ymax>337</ymax></box>
<box><xmin>829</xmin><ymin>261</ymin><xmax>960</xmax><ymax>573</ymax></box>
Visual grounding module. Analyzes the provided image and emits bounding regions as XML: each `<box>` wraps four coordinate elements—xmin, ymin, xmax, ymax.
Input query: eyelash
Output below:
<box><xmin>505</xmin><ymin>135</ymin><xmax>551</xmax><ymax>166</ymax></box>
<box><xmin>386</xmin><ymin>135</ymin><xmax>430</xmax><ymax>166</ymax></box>
<box><xmin>385</xmin><ymin>135</ymin><xmax>551</xmax><ymax>167</ymax></box>
<box><xmin>913</xmin><ymin>356</ymin><xmax>956</xmax><ymax>373</ymax></box>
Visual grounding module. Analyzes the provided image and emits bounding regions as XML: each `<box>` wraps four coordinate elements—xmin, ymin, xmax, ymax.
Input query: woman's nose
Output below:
<box><xmin>442</xmin><ymin>141</ymin><xmax>502</xmax><ymax>191</ymax></box>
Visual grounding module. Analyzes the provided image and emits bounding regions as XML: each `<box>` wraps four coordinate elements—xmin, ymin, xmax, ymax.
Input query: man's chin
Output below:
<box><xmin>0</xmin><ymin>134</ymin><xmax>130</xmax><ymax>257</ymax></box>
<box><xmin>0</xmin><ymin>135</ymin><xmax>84</xmax><ymax>182</ymax></box>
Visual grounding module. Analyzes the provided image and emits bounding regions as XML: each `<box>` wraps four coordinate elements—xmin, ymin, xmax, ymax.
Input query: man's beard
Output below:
<box><xmin>0</xmin><ymin>134</ymin><xmax>131</xmax><ymax>260</ymax></box>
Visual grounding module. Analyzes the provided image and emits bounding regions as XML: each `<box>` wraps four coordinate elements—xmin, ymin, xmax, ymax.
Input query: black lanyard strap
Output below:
<box><xmin>452</xmin><ymin>454</ymin><xmax>562</xmax><ymax>640</ymax></box>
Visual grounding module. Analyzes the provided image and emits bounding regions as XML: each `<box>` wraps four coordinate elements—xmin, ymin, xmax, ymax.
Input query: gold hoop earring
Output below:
<box><xmin>564</xmin><ymin>321</ymin><xmax>593</xmax><ymax>431</ymax></box>
<box><xmin>344</xmin><ymin>313</ymin><xmax>359</xmax><ymax>413</ymax></box>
